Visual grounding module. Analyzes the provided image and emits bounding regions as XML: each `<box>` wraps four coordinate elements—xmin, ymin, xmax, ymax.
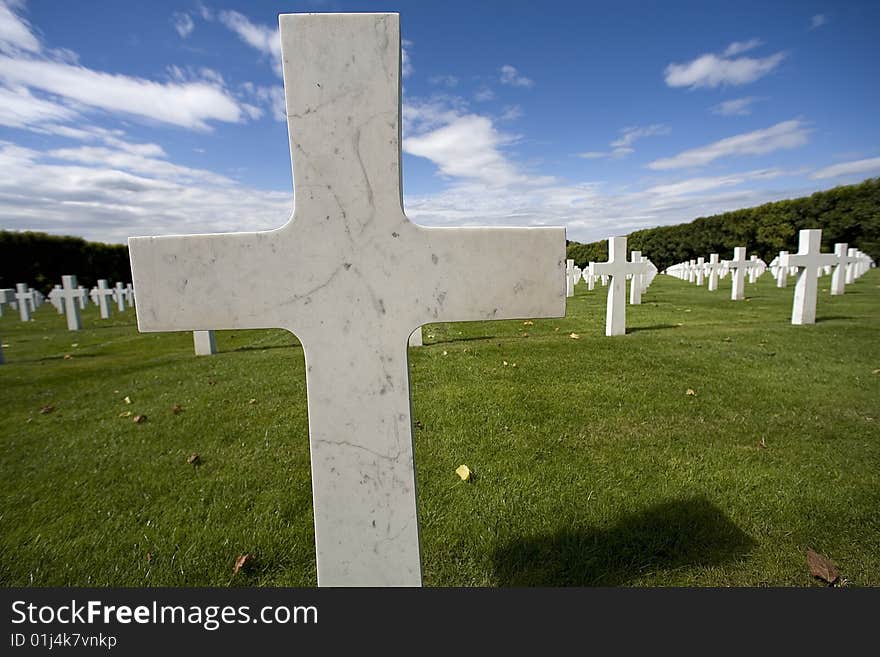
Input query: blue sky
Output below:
<box><xmin>0</xmin><ymin>0</ymin><xmax>878</xmax><ymax>244</ymax></box>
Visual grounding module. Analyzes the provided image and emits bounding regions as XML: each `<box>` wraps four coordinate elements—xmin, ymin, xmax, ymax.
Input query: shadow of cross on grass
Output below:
<box><xmin>493</xmin><ymin>497</ymin><xmax>756</xmax><ymax>586</ymax></box>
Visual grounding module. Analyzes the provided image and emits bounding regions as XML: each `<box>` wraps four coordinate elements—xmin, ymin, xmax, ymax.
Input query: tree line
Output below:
<box><xmin>0</xmin><ymin>231</ymin><xmax>131</xmax><ymax>292</ymax></box>
<box><xmin>567</xmin><ymin>178</ymin><xmax>880</xmax><ymax>272</ymax></box>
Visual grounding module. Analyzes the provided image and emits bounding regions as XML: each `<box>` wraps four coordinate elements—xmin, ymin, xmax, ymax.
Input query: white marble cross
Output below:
<box><xmin>124</xmin><ymin>283</ymin><xmax>135</xmax><ymax>308</ymax></box>
<box><xmin>193</xmin><ymin>330</ymin><xmax>217</xmax><ymax>355</ymax></box>
<box><xmin>113</xmin><ymin>282</ymin><xmax>126</xmax><ymax>312</ymax></box>
<box><xmin>58</xmin><ymin>275</ymin><xmax>84</xmax><ymax>331</ymax></box>
<box><xmin>725</xmin><ymin>247</ymin><xmax>753</xmax><ymax>301</ymax></box>
<box><xmin>93</xmin><ymin>279</ymin><xmax>114</xmax><ymax>319</ymax></box>
<box><xmin>830</xmin><ymin>243</ymin><xmax>852</xmax><ymax>296</ymax></box>
<box><xmin>629</xmin><ymin>250</ymin><xmax>644</xmax><ymax>305</ymax></box>
<box><xmin>589</xmin><ymin>236</ymin><xmax>646</xmax><ymax>336</ymax></box>
<box><xmin>565</xmin><ymin>259</ymin><xmax>578</xmax><ymax>297</ymax></box>
<box><xmin>128</xmin><ymin>13</ymin><xmax>564</xmax><ymax>587</ymax></box>
<box><xmin>15</xmin><ymin>284</ymin><xmax>33</xmax><ymax>322</ymax></box>
<box><xmin>845</xmin><ymin>247</ymin><xmax>858</xmax><ymax>284</ymax></box>
<box><xmin>705</xmin><ymin>254</ymin><xmax>722</xmax><ymax>291</ymax></box>
<box><xmin>694</xmin><ymin>256</ymin><xmax>705</xmax><ymax>286</ymax></box>
<box><xmin>48</xmin><ymin>285</ymin><xmax>65</xmax><ymax>314</ymax></box>
<box><xmin>77</xmin><ymin>286</ymin><xmax>89</xmax><ymax>309</ymax></box>
<box><xmin>0</xmin><ymin>289</ymin><xmax>14</xmax><ymax>318</ymax></box>
<box><xmin>748</xmin><ymin>255</ymin><xmax>760</xmax><ymax>284</ymax></box>
<box><xmin>774</xmin><ymin>251</ymin><xmax>789</xmax><ymax>288</ymax></box>
<box><xmin>780</xmin><ymin>229</ymin><xmax>837</xmax><ymax>325</ymax></box>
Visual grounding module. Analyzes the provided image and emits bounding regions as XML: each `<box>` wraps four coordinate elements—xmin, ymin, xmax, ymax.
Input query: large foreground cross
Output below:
<box><xmin>128</xmin><ymin>13</ymin><xmax>565</xmax><ymax>586</ymax></box>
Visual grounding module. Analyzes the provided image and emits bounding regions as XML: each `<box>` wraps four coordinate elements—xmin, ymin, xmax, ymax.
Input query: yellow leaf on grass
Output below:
<box><xmin>124</xmin><ymin>396</ymin><xmax>132</xmax><ymax>404</ymax></box>
<box><xmin>569</xmin><ymin>333</ymin><xmax>580</xmax><ymax>339</ymax></box>
<box><xmin>686</xmin><ymin>388</ymin><xmax>696</xmax><ymax>396</ymax></box>
<box><xmin>455</xmin><ymin>464</ymin><xmax>471</xmax><ymax>481</ymax></box>
<box><xmin>523</xmin><ymin>320</ymin><xmax>534</xmax><ymax>326</ymax></box>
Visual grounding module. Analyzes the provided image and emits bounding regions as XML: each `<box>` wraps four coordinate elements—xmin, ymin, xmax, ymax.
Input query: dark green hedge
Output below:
<box><xmin>0</xmin><ymin>231</ymin><xmax>131</xmax><ymax>292</ymax></box>
<box><xmin>567</xmin><ymin>178</ymin><xmax>880</xmax><ymax>272</ymax></box>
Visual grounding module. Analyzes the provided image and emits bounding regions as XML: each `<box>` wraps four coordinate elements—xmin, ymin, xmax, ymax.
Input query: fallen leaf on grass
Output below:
<box><xmin>63</xmin><ymin>354</ymin><xmax>73</xmax><ymax>360</ymax></box>
<box><xmin>124</xmin><ymin>396</ymin><xmax>132</xmax><ymax>404</ymax></box>
<box><xmin>442</xmin><ymin>350</ymin><xmax>448</xmax><ymax>356</ymax></box>
<box><xmin>569</xmin><ymin>333</ymin><xmax>580</xmax><ymax>339</ymax></box>
<box><xmin>523</xmin><ymin>320</ymin><xmax>534</xmax><ymax>326</ymax></box>
<box><xmin>806</xmin><ymin>549</ymin><xmax>839</xmax><ymax>585</ymax></box>
<box><xmin>71</xmin><ymin>343</ymin><xmax>78</xmax><ymax>348</ymax></box>
<box><xmin>187</xmin><ymin>453</ymin><xmax>200</xmax><ymax>465</ymax></box>
<box><xmin>554</xmin><ymin>327</ymin><xmax>559</xmax><ymax>332</ymax></box>
<box><xmin>758</xmin><ymin>437</ymin><xmax>766</xmax><ymax>449</ymax></box>
<box><xmin>132</xmin><ymin>415</ymin><xmax>147</xmax><ymax>424</ymax></box>
<box><xmin>414</xmin><ymin>419</ymin><xmax>423</xmax><ymax>430</ymax></box>
<box><xmin>511</xmin><ymin>363</ymin><xmax>517</xmax><ymax>368</ymax></box>
<box><xmin>118</xmin><ymin>411</ymin><xmax>132</xmax><ymax>418</ymax></box>
<box><xmin>39</xmin><ymin>404</ymin><xmax>55</xmax><ymax>414</ymax></box>
<box><xmin>521</xmin><ymin>332</ymin><xmax>529</xmax><ymax>338</ymax></box>
<box><xmin>146</xmin><ymin>552</ymin><xmax>153</xmax><ymax>563</ymax></box>
<box><xmin>873</xmin><ymin>369</ymin><xmax>880</xmax><ymax>375</ymax></box>
<box><xmin>502</xmin><ymin>360</ymin><xmax>508</xmax><ymax>366</ymax></box>
<box><xmin>686</xmin><ymin>389</ymin><xmax>697</xmax><ymax>396</ymax></box>
<box><xmin>455</xmin><ymin>464</ymin><xmax>472</xmax><ymax>482</ymax></box>
<box><xmin>233</xmin><ymin>554</ymin><xmax>253</xmax><ymax>576</ymax></box>
<box><xmin>171</xmin><ymin>403</ymin><xmax>183</xmax><ymax>415</ymax></box>
<box><xmin>248</xmin><ymin>398</ymin><xmax>257</xmax><ymax>405</ymax></box>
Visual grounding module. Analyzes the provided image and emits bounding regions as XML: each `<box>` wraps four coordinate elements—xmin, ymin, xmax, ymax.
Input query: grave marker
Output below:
<box><xmin>128</xmin><ymin>13</ymin><xmax>565</xmax><ymax>587</ymax></box>
<box><xmin>193</xmin><ymin>330</ymin><xmax>217</xmax><ymax>355</ymax></box>
<box><xmin>15</xmin><ymin>284</ymin><xmax>33</xmax><ymax>322</ymax></box>
<box><xmin>94</xmin><ymin>280</ymin><xmax>114</xmax><ymax>319</ymax></box>
<box><xmin>780</xmin><ymin>229</ymin><xmax>837</xmax><ymax>325</ymax></box>
<box><xmin>58</xmin><ymin>275</ymin><xmax>84</xmax><ymax>331</ymax></box>
<box><xmin>589</xmin><ymin>236</ymin><xmax>647</xmax><ymax>336</ymax></box>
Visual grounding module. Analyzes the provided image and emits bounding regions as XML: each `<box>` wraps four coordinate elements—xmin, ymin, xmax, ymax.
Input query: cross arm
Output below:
<box><xmin>129</xmin><ymin>229</ymin><xmax>289</xmax><ymax>332</ymax></box>
<box><xmin>412</xmin><ymin>225</ymin><xmax>565</xmax><ymax>325</ymax></box>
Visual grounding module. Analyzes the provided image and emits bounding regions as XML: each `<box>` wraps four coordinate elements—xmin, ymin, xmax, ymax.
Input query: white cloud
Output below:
<box><xmin>217</xmin><ymin>9</ymin><xmax>282</xmax><ymax>76</ymax></box>
<box><xmin>404</xmin><ymin>114</ymin><xmax>526</xmax><ymax>187</ymax></box>
<box><xmin>711</xmin><ymin>96</ymin><xmax>759</xmax><ymax>116</ymax></box>
<box><xmin>810</xmin><ymin>157</ymin><xmax>880</xmax><ymax>180</ymax></box>
<box><xmin>645</xmin><ymin>168</ymin><xmax>788</xmax><ymax>196</ymax></box>
<box><xmin>665</xmin><ymin>51</ymin><xmax>785</xmax><ymax>88</ymax></box>
<box><xmin>499</xmin><ymin>104</ymin><xmax>523</xmax><ymax>121</ymax></box>
<box><xmin>811</xmin><ymin>14</ymin><xmax>827</xmax><ymax>29</ymax></box>
<box><xmin>499</xmin><ymin>64</ymin><xmax>534</xmax><ymax>88</ymax></box>
<box><xmin>429</xmin><ymin>74</ymin><xmax>458</xmax><ymax>88</ymax></box>
<box><xmin>0</xmin><ymin>83</ymin><xmax>78</xmax><ymax>127</ymax></box>
<box><xmin>46</xmin><ymin>145</ymin><xmax>237</xmax><ymax>185</ymax></box>
<box><xmin>401</xmin><ymin>39</ymin><xmax>413</xmax><ymax>78</ymax></box>
<box><xmin>648</xmin><ymin>119</ymin><xmax>810</xmax><ymax>170</ymax></box>
<box><xmin>578</xmin><ymin>124</ymin><xmax>670</xmax><ymax>159</ymax></box>
<box><xmin>172</xmin><ymin>12</ymin><xmax>194</xmax><ymax>38</ymax></box>
<box><xmin>0</xmin><ymin>1</ymin><xmax>39</xmax><ymax>54</ymax></box>
<box><xmin>723</xmin><ymin>38</ymin><xmax>763</xmax><ymax>57</ymax></box>
<box><xmin>0</xmin><ymin>140</ymin><xmax>292</xmax><ymax>243</ymax></box>
<box><xmin>474</xmin><ymin>87</ymin><xmax>495</xmax><ymax>102</ymax></box>
<box><xmin>0</xmin><ymin>56</ymin><xmax>248</xmax><ymax>129</ymax></box>
<box><xmin>0</xmin><ymin>2</ymin><xmax>252</xmax><ymax>131</ymax></box>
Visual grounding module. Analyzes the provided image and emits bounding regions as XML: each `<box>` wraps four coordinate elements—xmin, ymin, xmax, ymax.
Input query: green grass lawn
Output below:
<box><xmin>1</xmin><ymin>271</ymin><xmax>878</xmax><ymax>587</ymax></box>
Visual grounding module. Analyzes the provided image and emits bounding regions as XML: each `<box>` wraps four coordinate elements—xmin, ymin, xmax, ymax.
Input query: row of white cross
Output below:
<box><xmin>664</xmin><ymin>230</ymin><xmax>875</xmax><ymax>324</ymax></box>
<box><xmin>0</xmin><ymin>278</ymin><xmax>134</xmax><ymax>329</ymax></box>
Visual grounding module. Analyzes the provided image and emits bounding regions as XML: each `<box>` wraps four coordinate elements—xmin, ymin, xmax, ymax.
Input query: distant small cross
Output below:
<box><xmin>724</xmin><ymin>247</ymin><xmax>757</xmax><ymax>301</ymax></box>
<box><xmin>589</xmin><ymin>236</ymin><xmax>647</xmax><ymax>336</ymax></box>
<box><xmin>58</xmin><ymin>275</ymin><xmax>84</xmax><ymax>331</ymax></box>
<box><xmin>781</xmin><ymin>229</ymin><xmax>837</xmax><ymax>324</ymax></box>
